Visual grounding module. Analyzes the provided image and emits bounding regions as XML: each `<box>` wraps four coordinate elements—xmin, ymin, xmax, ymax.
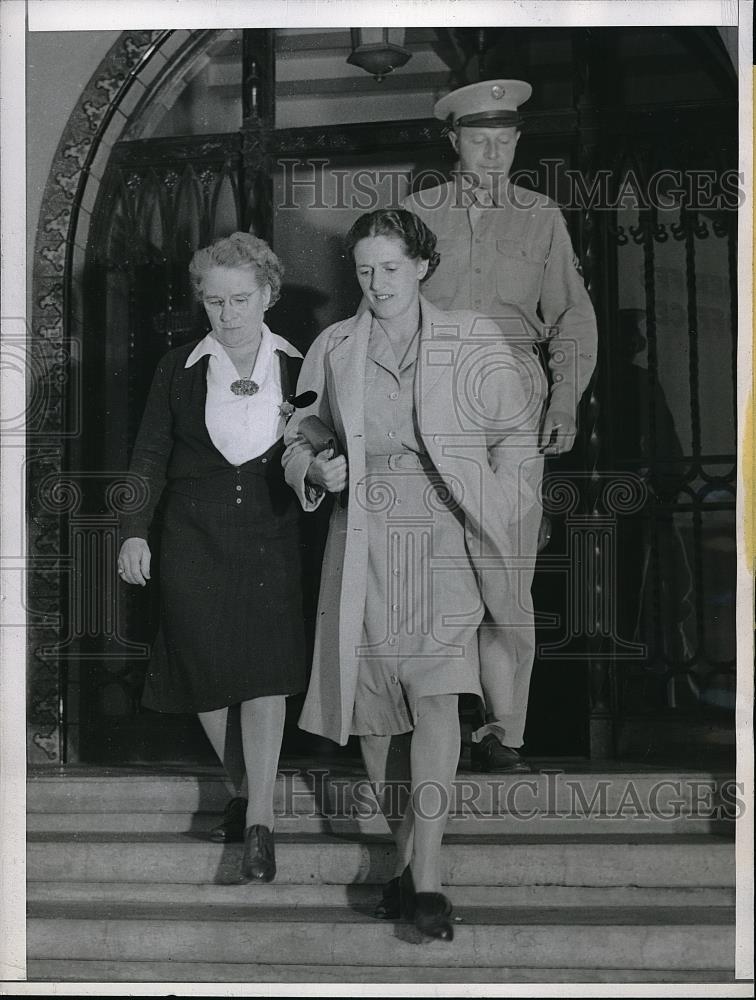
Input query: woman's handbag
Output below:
<box><xmin>297</xmin><ymin>415</ymin><xmax>346</xmax><ymax>506</ymax></box>
<box><xmin>297</xmin><ymin>415</ymin><xmax>342</xmax><ymax>458</ymax></box>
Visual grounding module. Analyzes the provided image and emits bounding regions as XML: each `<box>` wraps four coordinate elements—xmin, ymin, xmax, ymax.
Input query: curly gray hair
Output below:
<box><xmin>189</xmin><ymin>232</ymin><xmax>284</xmax><ymax>307</ymax></box>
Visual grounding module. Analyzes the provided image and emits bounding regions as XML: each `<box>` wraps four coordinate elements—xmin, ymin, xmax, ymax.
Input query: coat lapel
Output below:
<box><xmin>327</xmin><ymin>309</ymin><xmax>372</xmax><ymax>444</ymax></box>
<box><xmin>414</xmin><ymin>301</ymin><xmax>510</xmax><ymax>549</ymax></box>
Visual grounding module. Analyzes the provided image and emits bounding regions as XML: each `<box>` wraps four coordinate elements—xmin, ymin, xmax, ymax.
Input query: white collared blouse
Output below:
<box><xmin>184</xmin><ymin>324</ymin><xmax>302</xmax><ymax>466</ymax></box>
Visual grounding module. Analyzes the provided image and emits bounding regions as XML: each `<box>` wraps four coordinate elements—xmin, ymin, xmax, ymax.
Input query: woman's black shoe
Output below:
<box><xmin>374</xmin><ymin>876</ymin><xmax>401</xmax><ymax>919</ymax></box>
<box><xmin>399</xmin><ymin>864</ymin><xmax>416</xmax><ymax>917</ymax></box>
<box><xmin>399</xmin><ymin>865</ymin><xmax>454</xmax><ymax>941</ymax></box>
<box><xmin>241</xmin><ymin>824</ymin><xmax>276</xmax><ymax>883</ymax></box>
<box><xmin>414</xmin><ymin>892</ymin><xmax>454</xmax><ymax>941</ymax></box>
<box><xmin>209</xmin><ymin>796</ymin><xmax>247</xmax><ymax>843</ymax></box>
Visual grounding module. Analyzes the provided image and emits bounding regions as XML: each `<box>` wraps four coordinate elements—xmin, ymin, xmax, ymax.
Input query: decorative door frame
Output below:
<box><xmin>27</xmin><ymin>27</ymin><xmax>737</xmax><ymax>765</ymax></box>
<box><xmin>27</xmin><ymin>30</ymin><xmax>191</xmax><ymax>764</ymax></box>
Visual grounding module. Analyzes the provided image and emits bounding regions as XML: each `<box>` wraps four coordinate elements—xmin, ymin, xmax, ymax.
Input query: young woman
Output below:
<box><xmin>283</xmin><ymin>209</ymin><xmax>544</xmax><ymax>940</ymax></box>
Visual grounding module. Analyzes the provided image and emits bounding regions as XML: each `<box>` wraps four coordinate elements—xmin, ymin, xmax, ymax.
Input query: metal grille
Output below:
<box><xmin>605</xmin><ymin>135</ymin><xmax>737</xmax><ymax>748</ymax></box>
<box><xmin>33</xmin><ymin>27</ymin><xmax>737</xmax><ymax>762</ymax></box>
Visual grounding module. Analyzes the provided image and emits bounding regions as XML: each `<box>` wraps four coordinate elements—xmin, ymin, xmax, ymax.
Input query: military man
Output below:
<box><xmin>403</xmin><ymin>80</ymin><xmax>598</xmax><ymax>771</ymax></box>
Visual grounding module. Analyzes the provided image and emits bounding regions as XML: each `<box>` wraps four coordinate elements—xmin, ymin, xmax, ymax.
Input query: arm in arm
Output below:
<box><xmin>283</xmin><ymin>331</ymin><xmax>345</xmax><ymax>510</ymax></box>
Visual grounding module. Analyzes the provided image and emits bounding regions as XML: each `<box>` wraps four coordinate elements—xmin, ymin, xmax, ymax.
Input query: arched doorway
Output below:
<box><xmin>29</xmin><ymin>26</ymin><xmax>738</xmax><ymax>766</ymax></box>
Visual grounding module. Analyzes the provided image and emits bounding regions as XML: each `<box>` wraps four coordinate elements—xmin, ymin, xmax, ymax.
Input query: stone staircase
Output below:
<box><xmin>26</xmin><ymin>761</ymin><xmax>737</xmax><ymax>984</ymax></box>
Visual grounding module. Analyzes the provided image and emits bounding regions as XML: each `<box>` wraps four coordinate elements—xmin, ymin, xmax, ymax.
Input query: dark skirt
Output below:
<box><xmin>142</xmin><ymin>446</ymin><xmax>308</xmax><ymax>713</ymax></box>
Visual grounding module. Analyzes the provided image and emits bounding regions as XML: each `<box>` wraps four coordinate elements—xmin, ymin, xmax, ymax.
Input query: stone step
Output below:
<box><xmin>27</xmin><ymin>832</ymin><xmax>734</xmax><ymax>888</ymax></box>
<box><xmin>26</xmin><ymin>901</ymin><xmax>735</xmax><ymax>971</ymax></box>
<box><xmin>28</xmin><ymin>768</ymin><xmax>738</xmax><ymax>824</ymax></box>
<box><xmin>26</xmin><ymin>959</ymin><xmax>737</xmax><ymax>984</ymax></box>
<box><xmin>26</xmin><ymin>808</ymin><xmax>732</xmax><ymax>837</ymax></box>
<box><xmin>28</xmin><ymin>880</ymin><xmax>736</xmax><ymax>910</ymax></box>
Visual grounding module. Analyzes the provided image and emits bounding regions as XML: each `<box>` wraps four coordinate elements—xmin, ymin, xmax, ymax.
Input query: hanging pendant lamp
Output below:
<box><xmin>347</xmin><ymin>28</ymin><xmax>412</xmax><ymax>82</ymax></box>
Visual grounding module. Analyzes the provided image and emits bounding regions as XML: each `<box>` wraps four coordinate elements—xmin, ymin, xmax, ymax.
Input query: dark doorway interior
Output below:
<box><xmin>66</xmin><ymin>26</ymin><xmax>736</xmax><ymax>765</ymax></box>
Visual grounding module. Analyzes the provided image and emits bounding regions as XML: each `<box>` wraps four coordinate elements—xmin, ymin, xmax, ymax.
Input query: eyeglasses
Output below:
<box><xmin>202</xmin><ymin>286</ymin><xmax>265</xmax><ymax>309</ymax></box>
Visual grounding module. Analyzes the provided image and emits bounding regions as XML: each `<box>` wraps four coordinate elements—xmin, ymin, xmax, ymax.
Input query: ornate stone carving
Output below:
<box><xmin>29</xmin><ymin>30</ymin><xmax>174</xmax><ymax>764</ymax></box>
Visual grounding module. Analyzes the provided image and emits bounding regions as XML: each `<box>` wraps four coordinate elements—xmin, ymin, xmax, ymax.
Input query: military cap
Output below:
<box><xmin>434</xmin><ymin>79</ymin><xmax>532</xmax><ymax>128</ymax></box>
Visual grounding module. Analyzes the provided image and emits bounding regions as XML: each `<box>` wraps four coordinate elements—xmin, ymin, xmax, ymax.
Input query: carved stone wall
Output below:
<box><xmin>27</xmin><ymin>30</ymin><xmax>179</xmax><ymax>763</ymax></box>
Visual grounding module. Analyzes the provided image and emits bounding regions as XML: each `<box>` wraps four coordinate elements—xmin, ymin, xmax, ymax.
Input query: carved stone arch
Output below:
<box><xmin>27</xmin><ymin>29</ymin><xmax>197</xmax><ymax>764</ymax></box>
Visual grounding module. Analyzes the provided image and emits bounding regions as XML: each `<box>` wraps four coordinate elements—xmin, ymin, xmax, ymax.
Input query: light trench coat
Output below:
<box><xmin>283</xmin><ymin>296</ymin><xmax>545</xmax><ymax>746</ymax></box>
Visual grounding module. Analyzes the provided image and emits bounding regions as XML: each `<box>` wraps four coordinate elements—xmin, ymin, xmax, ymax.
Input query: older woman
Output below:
<box><xmin>118</xmin><ymin>232</ymin><xmax>307</xmax><ymax>884</ymax></box>
<box><xmin>283</xmin><ymin>209</ymin><xmax>544</xmax><ymax>940</ymax></box>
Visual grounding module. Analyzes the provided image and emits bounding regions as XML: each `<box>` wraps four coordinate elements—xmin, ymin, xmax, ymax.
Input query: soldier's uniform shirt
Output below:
<box><xmin>403</xmin><ymin>180</ymin><xmax>598</xmax><ymax>414</ymax></box>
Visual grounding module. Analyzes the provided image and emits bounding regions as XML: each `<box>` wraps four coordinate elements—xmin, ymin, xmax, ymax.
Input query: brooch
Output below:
<box><xmin>230</xmin><ymin>378</ymin><xmax>260</xmax><ymax>396</ymax></box>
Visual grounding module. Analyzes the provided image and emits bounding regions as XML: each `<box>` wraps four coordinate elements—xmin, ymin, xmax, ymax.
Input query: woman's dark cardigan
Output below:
<box><xmin>120</xmin><ymin>341</ymin><xmax>303</xmax><ymax>541</ymax></box>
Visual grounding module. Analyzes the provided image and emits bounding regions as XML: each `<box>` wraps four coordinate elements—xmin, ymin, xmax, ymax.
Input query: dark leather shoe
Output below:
<box><xmin>471</xmin><ymin>736</ymin><xmax>531</xmax><ymax>773</ymax></box>
<box><xmin>374</xmin><ymin>875</ymin><xmax>401</xmax><ymax>919</ymax></box>
<box><xmin>399</xmin><ymin>864</ymin><xmax>416</xmax><ymax>918</ymax></box>
<box><xmin>241</xmin><ymin>824</ymin><xmax>276</xmax><ymax>883</ymax></box>
<box><xmin>414</xmin><ymin>892</ymin><xmax>454</xmax><ymax>941</ymax></box>
<box><xmin>399</xmin><ymin>865</ymin><xmax>454</xmax><ymax>941</ymax></box>
<box><xmin>209</xmin><ymin>796</ymin><xmax>247</xmax><ymax>843</ymax></box>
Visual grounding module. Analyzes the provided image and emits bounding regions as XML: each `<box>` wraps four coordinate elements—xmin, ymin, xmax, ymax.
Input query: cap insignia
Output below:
<box><xmin>491</xmin><ymin>85</ymin><xmax>505</xmax><ymax>100</ymax></box>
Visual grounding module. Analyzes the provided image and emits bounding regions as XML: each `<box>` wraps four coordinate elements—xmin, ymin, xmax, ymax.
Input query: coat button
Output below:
<box><xmin>388</xmin><ymin>638</ymin><xmax>397</xmax><ymax>646</ymax></box>
<box><xmin>389</xmin><ymin>391</ymin><xmax>398</xmax><ymax>400</ymax></box>
<box><xmin>391</xmin><ymin>603</ymin><xmax>399</xmax><ymax>611</ymax></box>
<box><xmin>236</xmin><ymin>498</ymin><xmax>242</xmax><ymax>505</ymax></box>
<box><xmin>390</xmin><ymin>674</ymin><xmax>399</xmax><ymax>685</ymax></box>
<box><xmin>236</xmin><ymin>485</ymin><xmax>242</xmax><ymax>491</ymax></box>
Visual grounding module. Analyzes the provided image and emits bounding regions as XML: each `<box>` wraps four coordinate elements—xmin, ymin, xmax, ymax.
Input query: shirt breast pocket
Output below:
<box><xmin>495</xmin><ymin>239</ymin><xmax>545</xmax><ymax>307</ymax></box>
